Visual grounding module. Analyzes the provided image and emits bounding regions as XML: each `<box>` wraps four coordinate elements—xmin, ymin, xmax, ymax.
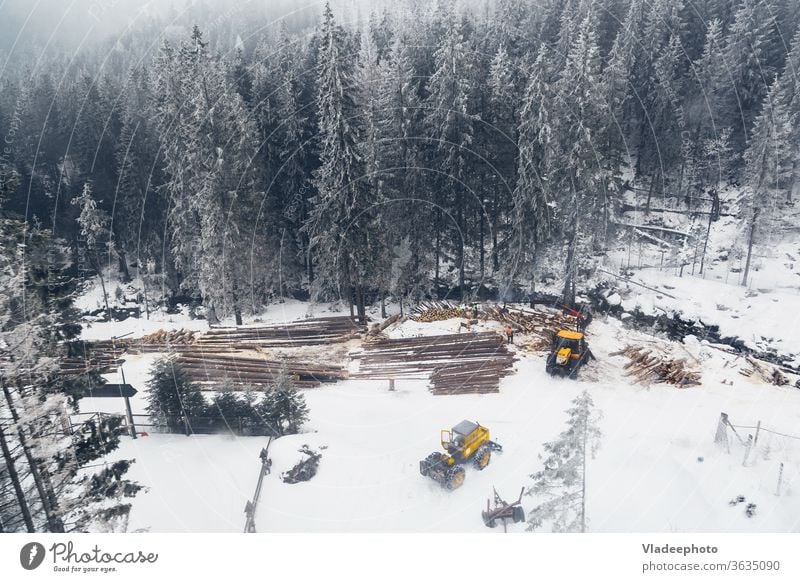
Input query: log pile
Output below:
<box><xmin>174</xmin><ymin>350</ymin><xmax>347</xmax><ymax>390</ymax></box>
<box><xmin>482</xmin><ymin>305</ymin><xmax>577</xmax><ymax>350</ymax></box>
<box><xmin>739</xmin><ymin>357</ymin><xmax>790</xmax><ymax>386</ymax></box>
<box><xmin>352</xmin><ymin>331</ymin><xmax>516</xmax><ymax>394</ymax></box>
<box><xmin>610</xmin><ymin>345</ymin><xmax>701</xmax><ymax>387</ymax></box>
<box><xmin>59</xmin><ymin>340</ymin><xmax>127</xmax><ymax>376</ymax></box>
<box><xmin>60</xmin><ymin>354</ymin><xmax>124</xmax><ymax>376</ymax></box>
<box><xmin>410</xmin><ymin>301</ymin><xmax>461</xmax><ymax>322</ymax></box>
<box><xmin>193</xmin><ymin>316</ymin><xmax>364</xmax><ymax>349</ymax></box>
<box><xmin>130</xmin><ymin>329</ymin><xmax>197</xmax><ymax>352</ymax></box>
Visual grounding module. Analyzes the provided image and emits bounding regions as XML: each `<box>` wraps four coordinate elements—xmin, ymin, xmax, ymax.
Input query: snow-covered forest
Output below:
<box><xmin>2</xmin><ymin>0</ymin><xmax>800</xmax><ymax>534</ymax></box>
<box><xmin>2</xmin><ymin>0</ymin><xmax>799</xmax><ymax>317</ymax></box>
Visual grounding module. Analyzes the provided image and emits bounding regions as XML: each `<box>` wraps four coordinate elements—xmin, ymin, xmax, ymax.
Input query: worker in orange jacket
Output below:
<box><xmin>504</xmin><ymin>325</ymin><xmax>514</xmax><ymax>344</ymax></box>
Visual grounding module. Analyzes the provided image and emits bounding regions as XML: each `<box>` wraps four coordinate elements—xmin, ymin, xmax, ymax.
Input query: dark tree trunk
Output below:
<box><xmin>645</xmin><ymin>170</ymin><xmax>658</xmax><ymax>215</ymax></box>
<box><xmin>2</xmin><ymin>383</ymin><xmax>64</xmax><ymax>532</ymax></box>
<box><xmin>479</xmin><ymin>202</ymin><xmax>485</xmax><ymax>286</ymax></box>
<box><xmin>348</xmin><ymin>285</ymin><xmax>355</xmax><ymax>318</ymax></box>
<box><xmin>90</xmin><ymin>254</ymin><xmax>112</xmax><ymax>322</ymax></box>
<box><xmin>116</xmin><ymin>244</ymin><xmax>131</xmax><ymax>283</ymax></box>
<box><xmin>206</xmin><ymin>303</ymin><xmax>220</xmax><ymax>325</ymax></box>
<box><xmin>491</xmin><ymin>187</ymin><xmax>499</xmax><ymax>273</ymax></box>
<box><xmin>355</xmin><ymin>282</ymin><xmax>366</xmax><ymax>323</ymax></box>
<box><xmin>699</xmin><ymin>210</ymin><xmax>713</xmax><ymax>275</ymax></box>
<box><xmin>0</xmin><ymin>422</ymin><xmax>34</xmax><ymax>532</ymax></box>
<box><xmin>232</xmin><ymin>281</ymin><xmax>243</xmax><ymax>326</ymax></box>
<box><xmin>457</xmin><ymin>203</ymin><xmax>465</xmax><ymax>301</ymax></box>
<box><xmin>434</xmin><ymin>210</ymin><xmax>441</xmax><ymax>291</ymax></box>
<box><xmin>742</xmin><ymin>207</ymin><xmax>760</xmax><ymax>287</ymax></box>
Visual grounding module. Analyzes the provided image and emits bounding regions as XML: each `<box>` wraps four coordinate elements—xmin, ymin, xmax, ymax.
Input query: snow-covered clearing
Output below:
<box><xmin>90</xmin><ymin>308</ymin><xmax>800</xmax><ymax>533</ymax></box>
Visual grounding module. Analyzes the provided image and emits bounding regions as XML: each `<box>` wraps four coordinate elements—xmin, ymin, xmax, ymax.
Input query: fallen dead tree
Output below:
<box><xmin>367</xmin><ymin>313</ymin><xmax>403</xmax><ymax>336</ymax></box>
<box><xmin>281</xmin><ymin>446</ymin><xmax>322</xmax><ymax>484</ymax></box>
<box><xmin>352</xmin><ymin>331</ymin><xmax>516</xmax><ymax>394</ymax></box>
<box><xmin>610</xmin><ymin>345</ymin><xmax>701</xmax><ymax>387</ymax></box>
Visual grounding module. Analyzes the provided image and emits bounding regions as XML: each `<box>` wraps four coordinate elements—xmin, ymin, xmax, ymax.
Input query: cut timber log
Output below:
<box><xmin>194</xmin><ymin>316</ymin><xmax>365</xmax><ymax>349</ymax></box>
<box><xmin>612</xmin><ymin>345</ymin><xmax>701</xmax><ymax>387</ymax></box>
<box><xmin>352</xmin><ymin>331</ymin><xmax>516</xmax><ymax>394</ymax></box>
<box><xmin>174</xmin><ymin>350</ymin><xmax>347</xmax><ymax>389</ymax></box>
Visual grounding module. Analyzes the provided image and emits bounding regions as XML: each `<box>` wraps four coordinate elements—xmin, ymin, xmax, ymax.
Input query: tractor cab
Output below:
<box><xmin>554</xmin><ymin>330</ymin><xmax>584</xmax><ymax>362</ymax></box>
<box><xmin>442</xmin><ymin>420</ymin><xmax>481</xmax><ymax>458</ymax></box>
<box><xmin>546</xmin><ymin>329</ymin><xmax>593</xmax><ymax>378</ymax></box>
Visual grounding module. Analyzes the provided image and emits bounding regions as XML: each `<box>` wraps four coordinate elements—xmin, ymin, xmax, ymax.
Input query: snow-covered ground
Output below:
<box><xmin>91</xmin><ymin>308</ymin><xmax>800</xmax><ymax>533</ymax></box>
<box><xmin>600</xmin><ymin>191</ymin><xmax>800</xmax><ymax>364</ymax></box>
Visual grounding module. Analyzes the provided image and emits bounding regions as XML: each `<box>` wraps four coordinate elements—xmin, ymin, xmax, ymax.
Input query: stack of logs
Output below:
<box><xmin>410</xmin><ymin>301</ymin><xmax>461</xmax><ymax>322</ymax></box>
<box><xmin>60</xmin><ymin>340</ymin><xmax>127</xmax><ymax>376</ymax></box>
<box><xmin>352</xmin><ymin>331</ymin><xmax>516</xmax><ymax>394</ymax></box>
<box><xmin>193</xmin><ymin>316</ymin><xmax>364</xmax><ymax>349</ymax></box>
<box><xmin>482</xmin><ymin>305</ymin><xmax>577</xmax><ymax>351</ymax></box>
<box><xmin>739</xmin><ymin>356</ymin><xmax>790</xmax><ymax>386</ymax></box>
<box><xmin>130</xmin><ymin>329</ymin><xmax>197</xmax><ymax>352</ymax></box>
<box><xmin>174</xmin><ymin>350</ymin><xmax>347</xmax><ymax>390</ymax></box>
<box><xmin>610</xmin><ymin>345</ymin><xmax>701</xmax><ymax>387</ymax></box>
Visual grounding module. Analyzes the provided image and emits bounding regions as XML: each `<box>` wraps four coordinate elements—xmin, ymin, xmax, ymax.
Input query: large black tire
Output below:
<box><xmin>473</xmin><ymin>446</ymin><xmax>491</xmax><ymax>470</ymax></box>
<box><xmin>421</xmin><ymin>451</ymin><xmax>443</xmax><ymax>477</ymax></box>
<box><xmin>547</xmin><ymin>355</ymin><xmax>569</xmax><ymax>377</ymax></box>
<box><xmin>445</xmin><ymin>466</ymin><xmax>466</xmax><ymax>490</ymax></box>
<box><xmin>545</xmin><ymin>354</ymin><xmax>558</xmax><ymax>376</ymax></box>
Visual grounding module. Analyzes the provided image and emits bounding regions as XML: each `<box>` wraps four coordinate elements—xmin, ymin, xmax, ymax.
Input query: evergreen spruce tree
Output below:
<box><xmin>71</xmin><ymin>183</ymin><xmax>113</xmax><ymax>319</ymax></box>
<box><xmin>723</xmin><ymin>0</ymin><xmax>778</xmax><ymax>148</ymax></box>
<box><xmin>509</xmin><ymin>47</ymin><xmax>555</xmax><ymax>295</ymax></box>
<box><xmin>257</xmin><ymin>365</ymin><xmax>309</xmax><ymax>436</ymax></box>
<box><xmin>424</xmin><ymin>8</ymin><xmax>475</xmax><ymax>296</ymax></box>
<box><xmin>145</xmin><ymin>358</ymin><xmax>208</xmax><ymax>433</ymax></box>
<box><xmin>741</xmin><ymin>78</ymin><xmax>793</xmax><ymax>286</ymax></box>
<box><xmin>526</xmin><ymin>391</ymin><xmax>602</xmax><ymax>533</ymax></box>
<box><xmin>304</xmin><ymin>2</ymin><xmax>384</xmax><ymax>320</ymax></box>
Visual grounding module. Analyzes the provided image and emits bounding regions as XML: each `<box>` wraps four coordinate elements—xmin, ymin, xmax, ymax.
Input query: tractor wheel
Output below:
<box><xmin>473</xmin><ymin>446</ymin><xmax>491</xmax><ymax>470</ymax></box>
<box><xmin>445</xmin><ymin>466</ymin><xmax>466</xmax><ymax>490</ymax></box>
<box><xmin>421</xmin><ymin>451</ymin><xmax>443</xmax><ymax>477</ymax></box>
<box><xmin>546</xmin><ymin>355</ymin><xmax>566</xmax><ymax>377</ymax></box>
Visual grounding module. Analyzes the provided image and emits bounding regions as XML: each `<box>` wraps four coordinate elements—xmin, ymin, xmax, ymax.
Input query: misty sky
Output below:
<box><xmin>0</xmin><ymin>0</ymin><xmax>418</xmax><ymax>57</ymax></box>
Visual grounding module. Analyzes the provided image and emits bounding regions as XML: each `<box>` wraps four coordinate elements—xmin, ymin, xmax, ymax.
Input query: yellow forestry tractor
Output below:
<box><xmin>419</xmin><ymin>420</ymin><xmax>502</xmax><ymax>490</ymax></box>
<box><xmin>546</xmin><ymin>329</ymin><xmax>594</xmax><ymax>378</ymax></box>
